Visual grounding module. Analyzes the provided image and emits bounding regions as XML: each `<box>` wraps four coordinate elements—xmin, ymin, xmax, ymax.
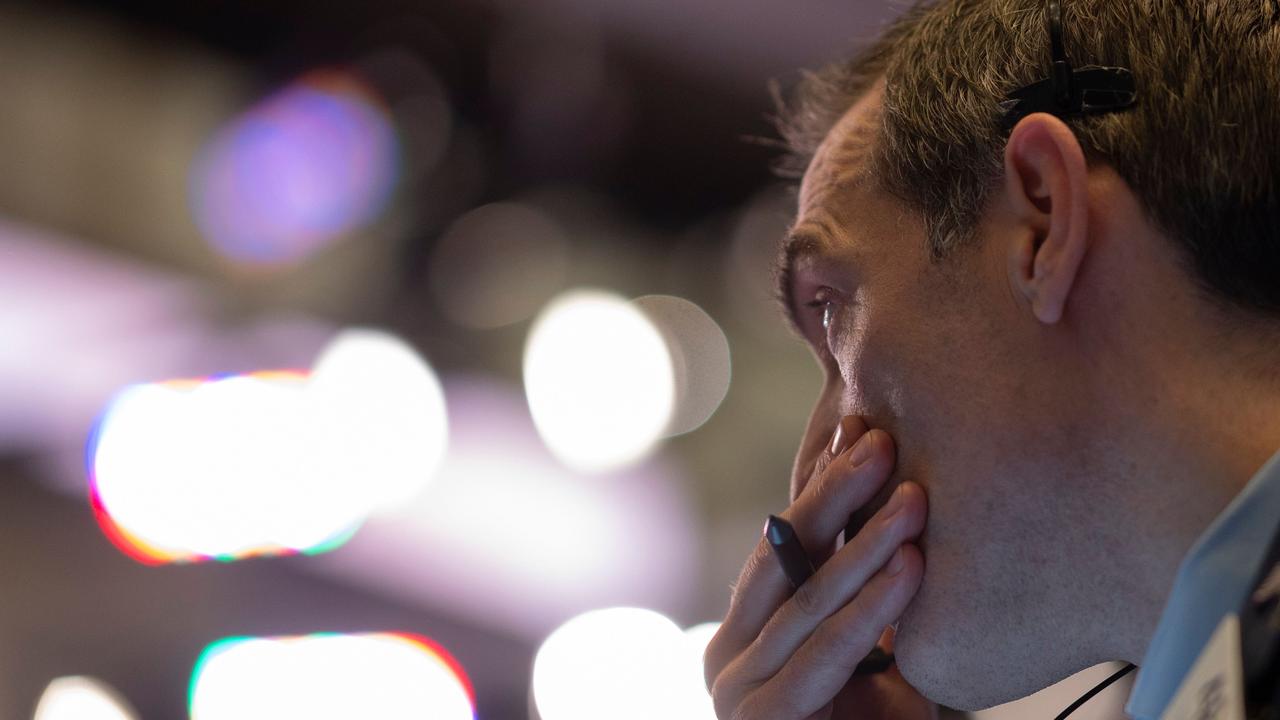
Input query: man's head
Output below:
<box><xmin>775</xmin><ymin>0</ymin><xmax>1280</xmax><ymax>711</ymax></box>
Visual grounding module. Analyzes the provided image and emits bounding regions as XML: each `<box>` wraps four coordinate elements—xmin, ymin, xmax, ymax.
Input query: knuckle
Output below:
<box><xmin>809</xmin><ymin>450</ymin><xmax>833</xmax><ymax>483</ymax></box>
<box><xmin>729</xmin><ymin>701</ymin><xmax>766</xmax><ymax>720</ymax></box>
<box><xmin>808</xmin><ymin>621</ymin><xmax>865</xmax><ymax>672</ymax></box>
<box><xmin>702</xmin><ymin>630</ymin><xmax>734</xmax><ymax>694</ymax></box>
<box><xmin>712</xmin><ymin>690</ymin><xmax>734</xmax><ymax>720</ymax></box>
<box><xmin>702</xmin><ymin>641</ymin><xmax>720</xmax><ymax>692</ymax></box>
<box><xmin>739</xmin><ymin>690</ymin><xmax>802</xmax><ymax>720</ymax></box>
<box><xmin>710</xmin><ymin>657</ymin><xmax>764</xmax><ymax>720</ymax></box>
<box><xmin>746</xmin><ymin>539</ymin><xmax>772</xmax><ymax>575</ymax></box>
<box><xmin>729</xmin><ymin>542</ymin><xmax>771</xmax><ymax>609</ymax></box>
<box><xmin>711</xmin><ymin>676</ymin><xmax>744</xmax><ymax>720</ymax></box>
<box><xmin>805</xmin><ymin>468</ymin><xmax>837</xmax><ymax>506</ymax></box>
<box><xmin>709</xmin><ymin>673</ymin><xmax>729</xmax><ymax>713</ymax></box>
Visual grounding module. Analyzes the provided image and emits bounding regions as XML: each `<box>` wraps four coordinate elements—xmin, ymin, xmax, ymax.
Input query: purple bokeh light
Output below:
<box><xmin>191</xmin><ymin>70</ymin><xmax>399</xmax><ymax>266</ymax></box>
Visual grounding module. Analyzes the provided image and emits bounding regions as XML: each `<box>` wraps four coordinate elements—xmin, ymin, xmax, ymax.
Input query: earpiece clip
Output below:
<box><xmin>999</xmin><ymin>0</ymin><xmax>1137</xmax><ymax>131</ymax></box>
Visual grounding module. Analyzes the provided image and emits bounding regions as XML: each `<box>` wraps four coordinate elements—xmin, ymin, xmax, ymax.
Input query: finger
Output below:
<box><xmin>795</xmin><ymin>414</ymin><xmax>868</xmax><ymax>501</ymax></box>
<box><xmin>708</xmin><ymin>421</ymin><xmax>884</xmax><ymax>677</ymax></box>
<box><xmin>708</xmin><ymin>430</ymin><xmax>897</xmax><ymax>716</ymax></box>
<box><xmin>745</xmin><ymin>424</ymin><xmax>888</xmax><ymax>624</ymax></box>
<box><xmin>726</xmin><ymin>480</ymin><xmax>924</xmax><ymax>684</ymax></box>
<box><xmin>790</xmin><ymin>414</ymin><xmax>873</xmax><ymax>569</ymax></box>
<box><xmin>706</xmin><ymin>415</ymin><xmax>864</xmax><ymax>683</ymax></box>
<box><xmin>745</xmin><ymin>543</ymin><xmax>924</xmax><ymax>720</ymax></box>
<box><xmin>787</xmin><ymin>426</ymin><xmax>894</xmax><ymax>567</ymax></box>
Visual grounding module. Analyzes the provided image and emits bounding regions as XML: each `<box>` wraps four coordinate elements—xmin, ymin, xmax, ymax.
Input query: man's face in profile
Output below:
<box><xmin>783</xmin><ymin>83</ymin><xmax>1117</xmax><ymax>709</ymax></box>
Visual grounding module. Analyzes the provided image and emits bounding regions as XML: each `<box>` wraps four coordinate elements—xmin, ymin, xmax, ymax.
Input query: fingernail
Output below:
<box><xmin>887</xmin><ymin>547</ymin><xmax>905</xmax><ymax>576</ymax></box>
<box><xmin>848</xmin><ymin>430</ymin><xmax>875</xmax><ymax>467</ymax></box>
<box><xmin>829</xmin><ymin>417</ymin><xmax>853</xmax><ymax>456</ymax></box>
<box><xmin>884</xmin><ymin>483</ymin><xmax>906</xmax><ymax>516</ymax></box>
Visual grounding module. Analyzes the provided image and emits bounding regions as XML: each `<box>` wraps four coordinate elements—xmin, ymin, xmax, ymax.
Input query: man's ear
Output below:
<box><xmin>1002</xmin><ymin>113</ymin><xmax>1091</xmax><ymax>325</ymax></box>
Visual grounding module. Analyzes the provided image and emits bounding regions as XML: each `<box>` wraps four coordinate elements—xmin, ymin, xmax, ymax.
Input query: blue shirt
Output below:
<box><xmin>1125</xmin><ymin>446</ymin><xmax>1280</xmax><ymax>720</ymax></box>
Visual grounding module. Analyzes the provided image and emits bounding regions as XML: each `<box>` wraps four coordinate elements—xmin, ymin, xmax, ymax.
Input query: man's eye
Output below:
<box><xmin>805</xmin><ymin>287</ymin><xmax>838</xmax><ymax>331</ymax></box>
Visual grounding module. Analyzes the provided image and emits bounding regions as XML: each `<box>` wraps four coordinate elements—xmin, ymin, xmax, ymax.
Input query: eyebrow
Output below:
<box><xmin>771</xmin><ymin>227</ymin><xmax>828</xmax><ymax>338</ymax></box>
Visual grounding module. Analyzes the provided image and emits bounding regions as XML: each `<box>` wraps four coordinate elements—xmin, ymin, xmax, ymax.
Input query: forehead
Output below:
<box><xmin>797</xmin><ymin>82</ymin><xmax>885</xmax><ymax>222</ymax></box>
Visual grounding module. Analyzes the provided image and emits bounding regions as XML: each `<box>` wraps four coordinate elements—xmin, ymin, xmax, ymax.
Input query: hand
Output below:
<box><xmin>704</xmin><ymin>416</ymin><xmax>935</xmax><ymax>720</ymax></box>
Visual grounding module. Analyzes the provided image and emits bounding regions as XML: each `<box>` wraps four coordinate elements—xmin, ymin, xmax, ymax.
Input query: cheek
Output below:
<box><xmin>836</xmin><ymin>285</ymin><xmax>1000</xmax><ymax>506</ymax></box>
<box><xmin>831</xmin><ymin>297</ymin><xmax>880</xmax><ymax>407</ymax></box>
<box><xmin>832</xmin><ymin>293</ymin><xmax>921</xmax><ymax>420</ymax></box>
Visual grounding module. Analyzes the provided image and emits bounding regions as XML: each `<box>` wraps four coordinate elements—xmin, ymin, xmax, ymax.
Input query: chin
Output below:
<box><xmin>894</xmin><ymin>601</ymin><xmax>986</xmax><ymax>711</ymax></box>
<box><xmin>891</xmin><ymin>573</ymin><xmax>1050</xmax><ymax>712</ymax></box>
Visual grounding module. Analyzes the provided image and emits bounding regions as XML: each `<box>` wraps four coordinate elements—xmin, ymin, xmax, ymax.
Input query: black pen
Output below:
<box><xmin>763</xmin><ymin>514</ymin><xmax>895</xmax><ymax>675</ymax></box>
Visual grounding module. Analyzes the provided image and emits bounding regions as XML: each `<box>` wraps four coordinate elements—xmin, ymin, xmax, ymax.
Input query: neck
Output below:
<box><xmin>1099</xmin><ymin>320</ymin><xmax>1280</xmax><ymax>664</ymax></box>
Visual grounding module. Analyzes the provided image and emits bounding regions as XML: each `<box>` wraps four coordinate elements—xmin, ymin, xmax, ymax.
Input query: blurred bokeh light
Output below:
<box><xmin>531</xmin><ymin>607</ymin><xmax>716</xmax><ymax>720</ymax></box>
<box><xmin>523</xmin><ymin>290</ymin><xmax>674</xmax><ymax>473</ymax></box>
<box><xmin>189</xmin><ymin>633</ymin><xmax>474</xmax><ymax>720</ymax></box>
<box><xmin>88</xmin><ymin>329</ymin><xmax>447</xmax><ymax>563</ymax></box>
<box><xmin>189</xmin><ymin>69</ymin><xmax>399</xmax><ymax>267</ymax></box>
<box><xmin>631</xmin><ymin>295</ymin><xmax>732</xmax><ymax>437</ymax></box>
<box><xmin>33</xmin><ymin>677</ymin><xmax>139</xmax><ymax>720</ymax></box>
<box><xmin>308</xmin><ymin>376</ymin><xmax>701</xmax><ymax>639</ymax></box>
<box><xmin>307</xmin><ymin>328</ymin><xmax>450</xmax><ymax>510</ymax></box>
<box><xmin>681</xmin><ymin>622</ymin><xmax>722</xmax><ymax>718</ymax></box>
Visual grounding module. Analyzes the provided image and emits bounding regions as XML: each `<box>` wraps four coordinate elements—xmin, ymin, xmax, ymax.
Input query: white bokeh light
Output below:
<box><xmin>90</xmin><ymin>328</ymin><xmax>448</xmax><ymax>562</ymax></box>
<box><xmin>532</xmin><ymin>610</ymin><xmax>720</xmax><ymax>720</ymax></box>
<box><xmin>523</xmin><ymin>290</ymin><xmax>674</xmax><ymax>472</ymax></box>
<box><xmin>189</xmin><ymin>634</ymin><xmax>473</xmax><ymax>720</ymax></box>
<box><xmin>309</xmin><ymin>329</ymin><xmax>449</xmax><ymax>510</ymax></box>
<box><xmin>532</xmin><ymin>608</ymin><xmax>688</xmax><ymax>720</ymax></box>
<box><xmin>682</xmin><ymin>622</ymin><xmax>722</xmax><ymax>720</ymax></box>
<box><xmin>34</xmin><ymin>676</ymin><xmax>138</xmax><ymax>720</ymax></box>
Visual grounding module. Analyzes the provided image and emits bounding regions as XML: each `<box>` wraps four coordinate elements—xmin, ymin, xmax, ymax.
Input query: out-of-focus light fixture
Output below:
<box><xmin>631</xmin><ymin>295</ymin><xmax>731</xmax><ymax>437</ymax></box>
<box><xmin>523</xmin><ymin>290</ymin><xmax>674</xmax><ymax>473</ymax></box>
<box><xmin>33</xmin><ymin>676</ymin><xmax>139</xmax><ymax>720</ymax></box>
<box><xmin>531</xmin><ymin>608</ymin><xmax>717</xmax><ymax>720</ymax></box>
<box><xmin>681</xmin><ymin>622</ymin><xmax>722</xmax><ymax>719</ymax></box>
<box><xmin>190</xmin><ymin>70</ymin><xmax>399</xmax><ymax>267</ymax></box>
<box><xmin>89</xmin><ymin>329</ymin><xmax>447</xmax><ymax>563</ymax></box>
<box><xmin>307</xmin><ymin>329</ymin><xmax>450</xmax><ymax>510</ymax></box>
<box><xmin>189</xmin><ymin>633</ymin><xmax>474</xmax><ymax>720</ymax></box>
